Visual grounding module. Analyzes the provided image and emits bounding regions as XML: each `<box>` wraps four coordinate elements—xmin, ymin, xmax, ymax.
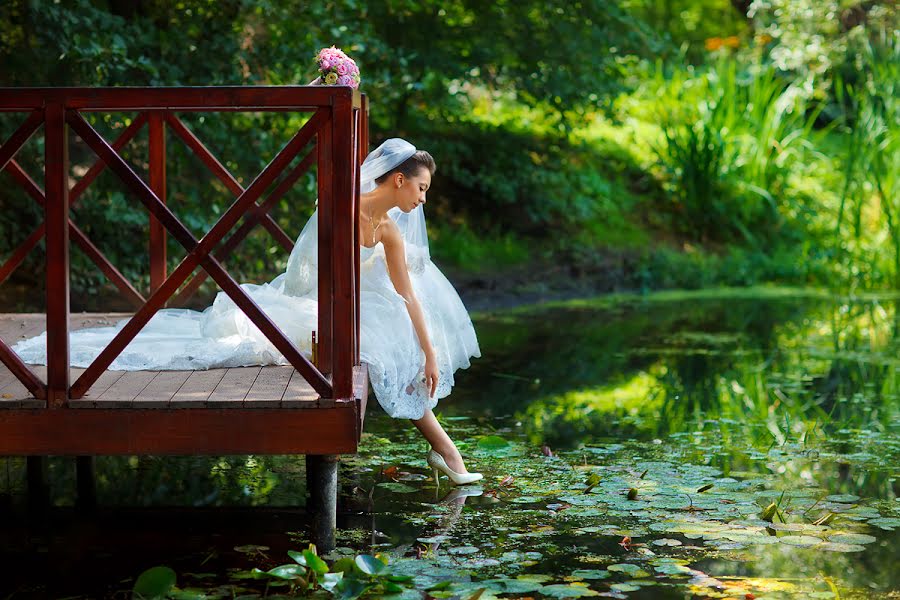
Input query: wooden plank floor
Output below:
<box><xmin>0</xmin><ymin>313</ymin><xmax>364</xmax><ymax>410</ymax></box>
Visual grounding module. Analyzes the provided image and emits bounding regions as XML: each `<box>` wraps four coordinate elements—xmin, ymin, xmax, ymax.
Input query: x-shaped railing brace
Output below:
<box><xmin>64</xmin><ymin>108</ymin><xmax>332</xmax><ymax>399</ymax></box>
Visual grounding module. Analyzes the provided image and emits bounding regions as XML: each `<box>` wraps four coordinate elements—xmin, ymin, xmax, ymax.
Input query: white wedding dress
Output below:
<box><xmin>11</xmin><ymin>206</ymin><xmax>481</xmax><ymax>420</ymax></box>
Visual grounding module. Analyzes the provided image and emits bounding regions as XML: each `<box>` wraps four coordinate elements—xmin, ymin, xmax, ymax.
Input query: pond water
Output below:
<box><xmin>1</xmin><ymin>288</ymin><xmax>898</xmax><ymax>599</ymax></box>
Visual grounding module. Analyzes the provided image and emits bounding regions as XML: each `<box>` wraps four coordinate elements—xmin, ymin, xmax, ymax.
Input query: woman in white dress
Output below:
<box><xmin>12</xmin><ymin>138</ymin><xmax>484</xmax><ymax>485</ymax></box>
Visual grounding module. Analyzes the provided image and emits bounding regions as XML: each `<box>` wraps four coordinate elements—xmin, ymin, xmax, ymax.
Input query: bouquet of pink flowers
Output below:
<box><xmin>310</xmin><ymin>46</ymin><xmax>361</xmax><ymax>89</ymax></box>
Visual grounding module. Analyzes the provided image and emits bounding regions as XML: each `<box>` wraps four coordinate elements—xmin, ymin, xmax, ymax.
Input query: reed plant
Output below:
<box><xmin>833</xmin><ymin>30</ymin><xmax>899</xmax><ymax>289</ymax></box>
<box><xmin>654</xmin><ymin>57</ymin><xmax>823</xmax><ymax>246</ymax></box>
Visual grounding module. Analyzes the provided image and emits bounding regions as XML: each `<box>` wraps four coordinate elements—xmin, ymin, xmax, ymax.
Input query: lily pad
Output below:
<box><xmin>607</xmin><ymin>564</ymin><xmax>648</xmax><ymax>577</ymax></box>
<box><xmin>133</xmin><ymin>566</ymin><xmax>177</xmax><ymax>599</ymax></box>
<box><xmin>819</xmin><ymin>542</ymin><xmax>867</xmax><ymax>553</ymax></box>
<box><xmin>540</xmin><ymin>583</ymin><xmax>600</xmax><ymax>598</ymax></box>
<box><xmin>610</xmin><ymin>582</ymin><xmax>641</xmax><ymax>592</ymax></box>
<box><xmin>476</xmin><ymin>435</ymin><xmax>511</xmax><ymax>452</ymax></box>
<box><xmin>448</xmin><ymin>545</ymin><xmax>480</xmax><ymax>555</ymax></box>
<box><xmin>376</xmin><ymin>482</ymin><xmax>418</xmax><ymax>493</ymax></box>
<box><xmin>827</xmin><ymin>533</ymin><xmax>877</xmax><ymax>545</ymax></box>
<box><xmin>867</xmin><ymin>517</ymin><xmax>900</xmax><ymax>530</ymax></box>
<box><xmin>826</xmin><ymin>494</ymin><xmax>860</xmax><ymax>503</ymax></box>
<box><xmin>510</xmin><ymin>495</ymin><xmax>544</xmax><ymax>503</ymax></box>
<box><xmin>571</xmin><ymin>570</ymin><xmax>610</xmax><ymax>580</ymax></box>
<box><xmin>779</xmin><ymin>535</ymin><xmax>823</xmax><ymax>547</ymax></box>
<box><xmin>651</xmin><ymin>538</ymin><xmax>682</xmax><ymax>547</ymax></box>
<box><xmin>478</xmin><ymin>578</ymin><xmax>543</xmax><ymax>594</ymax></box>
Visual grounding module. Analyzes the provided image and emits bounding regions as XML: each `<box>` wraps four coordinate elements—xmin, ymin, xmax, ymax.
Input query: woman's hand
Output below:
<box><xmin>424</xmin><ymin>352</ymin><xmax>439</xmax><ymax>398</ymax></box>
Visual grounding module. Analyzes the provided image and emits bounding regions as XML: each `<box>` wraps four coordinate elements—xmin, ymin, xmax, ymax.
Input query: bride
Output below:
<box><xmin>13</xmin><ymin>137</ymin><xmax>484</xmax><ymax>485</ymax></box>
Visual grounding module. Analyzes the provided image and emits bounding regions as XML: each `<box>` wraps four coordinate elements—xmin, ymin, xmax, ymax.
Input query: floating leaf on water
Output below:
<box><xmin>477</xmin><ymin>435</ymin><xmax>510</xmax><ymax>451</ymax></box>
<box><xmin>417</xmin><ymin>535</ymin><xmax>450</xmax><ymax>545</ymax></box>
<box><xmin>627</xmin><ymin>488</ymin><xmax>639</xmax><ymax>500</ymax></box>
<box><xmin>516</xmin><ymin>574</ymin><xmax>554</xmax><ymax>583</ymax></box>
<box><xmin>609</xmin><ymin>582</ymin><xmax>641</xmax><ymax>592</ymax></box>
<box><xmin>867</xmin><ymin>517</ymin><xmax>900</xmax><ymax>530</ymax></box>
<box><xmin>448</xmin><ymin>546</ymin><xmax>480</xmax><ymax>555</ymax></box>
<box><xmin>478</xmin><ymin>578</ymin><xmax>543</xmax><ymax>594</ymax></box>
<box><xmin>302</xmin><ymin>550</ymin><xmax>329</xmax><ymax>575</ymax></box>
<box><xmin>500</xmin><ymin>551</ymin><xmax>524</xmax><ymax>563</ymax></box>
<box><xmin>558</xmin><ymin>495</ymin><xmax>600</xmax><ymax>506</ymax></box>
<box><xmin>355</xmin><ymin>554</ymin><xmax>387</xmax><ymax>575</ymax></box>
<box><xmin>819</xmin><ymin>542</ymin><xmax>867</xmax><ymax>553</ymax></box>
<box><xmin>767</xmin><ymin>522</ymin><xmax>826</xmax><ymax>533</ymax></box>
<box><xmin>133</xmin><ymin>566</ymin><xmax>177</xmax><ymax>599</ymax></box>
<box><xmin>696</xmin><ymin>484</ymin><xmax>714</xmax><ymax>493</ymax></box>
<box><xmin>826</xmin><ymin>494</ymin><xmax>860</xmax><ymax>503</ymax></box>
<box><xmin>571</xmin><ymin>570</ymin><xmax>610</xmax><ymax>580</ymax></box>
<box><xmin>376</xmin><ymin>482</ymin><xmax>418</xmax><ymax>493</ymax></box>
<box><xmin>827</xmin><ymin>533</ymin><xmax>877</xmax><ymax>545</ymax></box>
<box><xmin>607</xmin><ymin>564</ymin><xmax>648</xmax><ymax>577</ymax></box>
<box><xmin>779</xmin><ymin>535</ymin><xmax>823</xmax><ymax>547</ymax></box>
<box><xmin>652</xmin><ymin>562</ymin><xmax>692</xmax><ymax>576</ymax></box>
<box><xmin>265</xmin><ymin>564</ymin><xmax>304</xmax><ymax>580</ymax></box>
<box><xmin>540</xmin><ymin>583</ymin><xmax>600</xmax><ymax>597</ymax></box>
<box><xmin>651</xmin><ymin>538</ymin><xmax>682</xmax><ymax>547</ymax></box>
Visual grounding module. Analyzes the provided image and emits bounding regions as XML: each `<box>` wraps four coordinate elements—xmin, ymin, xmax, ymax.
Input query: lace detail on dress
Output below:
<box><xmin>405</xmin><ymin>245</ymin><xmax>429</xmax><ymax>274</ymax></box>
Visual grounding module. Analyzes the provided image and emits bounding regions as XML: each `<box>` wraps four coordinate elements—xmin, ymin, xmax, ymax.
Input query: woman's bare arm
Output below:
<box><xmin>380</xmin><ymin>220</ymin><xmax>439</xmax><ymax>397</ymax></box>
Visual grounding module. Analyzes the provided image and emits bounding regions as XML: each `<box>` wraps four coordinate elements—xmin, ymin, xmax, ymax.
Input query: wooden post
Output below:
<box><xmin>355</xmin><ymin>96</ymin><xmax>369</xmax><ymax>365</ymax></box>
<box><xmin>317</xmin><ymin>118</ymin><xmax>333</xmax><ymax>377</ymax></box>
<box><xmin>148</xmin><ymin>111</ymin><xmax>167</xmax><ymax>297</ymax></box>
<box><xmin>306</xmin><ymin>454</ymin><xmax>339</xmax><ymax>553</ymax></box>
<box><xmin>75</xmin><ymin>456</ymin><xmax>96</xmax><ymax>511</ymax></box>
<box><xmin>331</xmin><ymin>92</ymin><xmax>354</xmax><ymax>400</ymax></box>
<box><xmin>44</xmin><ymin>102</ymin><xmax>70</xmax><ymax>408</ymax></box>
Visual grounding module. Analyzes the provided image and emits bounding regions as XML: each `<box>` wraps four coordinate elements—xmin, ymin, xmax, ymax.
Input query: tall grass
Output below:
<box><xmin>653</xmin><ymin>57</ymin><xmax>823</xmax><ymax>245</ymax></box>
<box><xmin>833</xmin><ymin>30</ymin><xmax>899</xmax><ymax>288</ymax></box>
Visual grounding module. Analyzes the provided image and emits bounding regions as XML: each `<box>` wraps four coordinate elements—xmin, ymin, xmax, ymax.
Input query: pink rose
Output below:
<box><xmin>320</xmin><ymin>58</ymin><xmax>331</xmax><ymax>70</ymax></box>
<box><xmin>337</xmin><ymin>74</ymin><xmax>353</xmax><ymax>87</ymax></box>
<box><xmin>336</xmin><ymin>62</ymin><xmax>348</xmax><ymax>75</ymax></box>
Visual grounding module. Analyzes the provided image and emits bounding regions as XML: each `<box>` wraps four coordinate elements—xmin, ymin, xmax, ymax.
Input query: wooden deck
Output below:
<box><xmin>0</xmin><ymin>313</ymin><xmax>369</xmax><ymax>455</ymax></box>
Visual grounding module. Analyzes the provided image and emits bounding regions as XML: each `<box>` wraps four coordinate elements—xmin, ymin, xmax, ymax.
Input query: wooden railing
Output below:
<box><xmin>0</xmin><ymin>86</ymin><xmax>368</xmax><ymax>408</ymax></box>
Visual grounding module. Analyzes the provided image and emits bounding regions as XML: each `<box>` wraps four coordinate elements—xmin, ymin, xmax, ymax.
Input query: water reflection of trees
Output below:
<box><xmin>3</xmin><ymin>454</ymin><xmax>309</xmax><ymax>509</ymax></box>
<box><xmin>459</xmin><ymin>295</ymin><xmax>899</xmax><ymax>458</ymax></box>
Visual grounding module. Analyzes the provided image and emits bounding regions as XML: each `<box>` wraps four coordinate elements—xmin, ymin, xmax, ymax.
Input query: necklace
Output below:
<box><xmin>362</xmin><ymin>206</ymin><xmax>383</xmax><ymax>246</ymax></box>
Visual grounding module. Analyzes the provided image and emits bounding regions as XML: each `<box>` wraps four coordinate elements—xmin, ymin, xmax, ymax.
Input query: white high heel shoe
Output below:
<box><xmin>427</xmin><ymin>449</ymin><xmax>483</xmax><ymax>486</ymax></box>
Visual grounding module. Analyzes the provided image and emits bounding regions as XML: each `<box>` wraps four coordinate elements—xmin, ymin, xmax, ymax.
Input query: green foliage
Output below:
<box><xmin>135</xmin><ymin>543</ymin><xmax>412</xmax><ymax>599</ymax></box>
<box><xmin>132</xmin><ymin>565</ymin><xmax>177</xmax><ymax>600</ymax></box>
<box><xmin>430</xmin><ymin>220</ymin><xmax>530</xmax><ymax>271</ymax></box>
<box><xmin>832</xmin><ymin>29</ymin><xmax>900</xmax><ymax>286</ymax></box>
<box><xmin>0</xmin><ymin>0</ymin><xmax>659</xmax><ymax>303</ymax></box>
<box><xmin>1</xmin><ymin>0</ymin><xmax>898</xmax><ymax>302</ymax></box>
<box><xmin>622</xmin><ymin>0</ymin><xmax>748</xmax><ymax>59</ymax></box>
<box><xmin>651</xmin><ymin>55</ymin><xmax>824</xmax><ymax>245</ymax></box>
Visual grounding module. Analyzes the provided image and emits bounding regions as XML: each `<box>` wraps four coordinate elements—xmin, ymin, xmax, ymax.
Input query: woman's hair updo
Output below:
<box><xmin>374</xmin><ymin>150</ymin><xmax>436</xmax><ymax>185</ymax></box>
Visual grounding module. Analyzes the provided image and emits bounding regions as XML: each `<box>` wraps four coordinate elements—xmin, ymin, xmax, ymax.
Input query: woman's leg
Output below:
<box><xmin>410</xmin><ymin>409</ymin><xmax>471</xmax><ymax>474</ymax></box>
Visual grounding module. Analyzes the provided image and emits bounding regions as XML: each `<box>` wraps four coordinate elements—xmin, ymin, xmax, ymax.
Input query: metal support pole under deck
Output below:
<box><xmin>306</xmin><ymin>454</ymin><xmax>339</xmax><ymax>553</ymax></box>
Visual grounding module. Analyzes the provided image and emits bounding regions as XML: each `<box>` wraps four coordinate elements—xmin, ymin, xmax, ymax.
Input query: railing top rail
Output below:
<box><xmin>0</xmin><ymin>85</ymin><xmax>362</xmax><ymax>112</ymax></box>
